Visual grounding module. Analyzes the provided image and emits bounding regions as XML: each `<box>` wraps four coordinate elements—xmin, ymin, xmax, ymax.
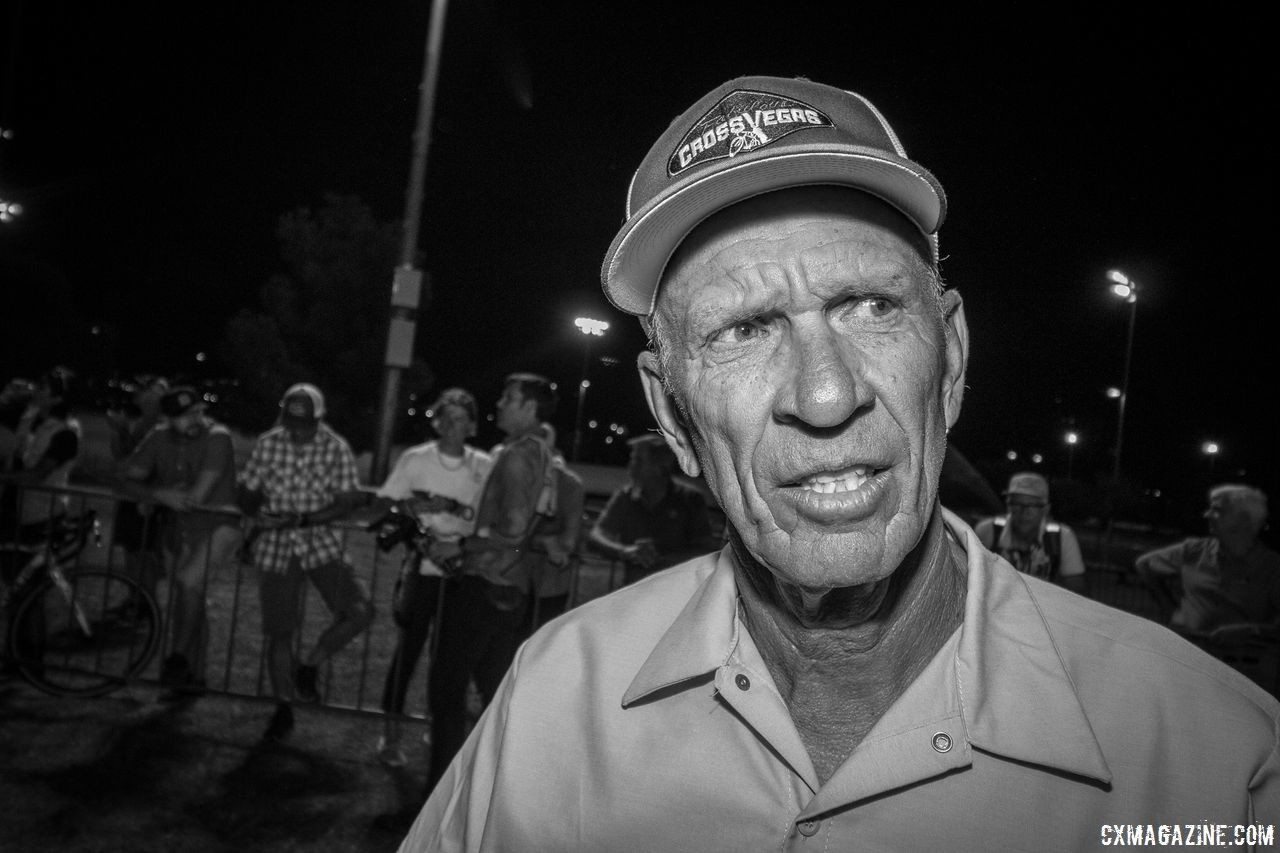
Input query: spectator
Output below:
<box><xmin>1136</xmin><ymin>484</ymin><xmax>1280</xmax><ymax>640</ymax></box>
<box><xmin>373</xmin><ymin>388</ymin><xmax>492</xmax><ymax>767</ymax></box>
<box><xmin>118</xmin><ymin>385</ymin><xmax>240</xmax><ymax>698</ymax></box>
<box><xmin>973</xmin><ymin>471</ymin><xmax>1086</xmax><ymax>592</ymax></box>
<box><xmin>109</xmin><ymin>375</ymin><xmax>171</xmax><ymax>605</ymax></box>
<box><xmin>425</xmin><ymin>373</ymin><xmax>557</xmax><ymax>793</ymax></box>
<box><xmin>521</xmin><ymin>423</ymin><xmax>585</xmax><ymax>636</ymax></box>
<box><xmin>589</xmin><ymin>433</ymin><xmax>720</xmax><ymax>586</ymax></box>
<box><xmin>402</xmin><ymin>76</ymin><xmax>1278</xmax><ymax>849</ymax></box>
<box><xmin>237</xmin><ymin>383</ymin><xmax>374</xmax><ymax>741</ymax></box>
<box><xmin>3</xmin><ymin>368</ymin><xmax>81</xmax><ymax>530</ymax></box>
<box><xmin>0</xmin><ymin>377</ymin><xmax>35</xmax><ymax>472</ymax></box>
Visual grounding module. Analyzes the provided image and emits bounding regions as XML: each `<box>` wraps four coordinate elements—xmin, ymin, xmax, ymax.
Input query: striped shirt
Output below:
<box><xmin>239</xmin><ymin>423</ymin><xmax>359</xmax><ymax>573</ymax></box>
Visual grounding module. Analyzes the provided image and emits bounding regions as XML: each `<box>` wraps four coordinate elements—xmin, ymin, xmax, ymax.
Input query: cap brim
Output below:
<box><xmin>602</xmin><ymin>147</ymin><xmax>945</xmax><ymax>316</ymax></box>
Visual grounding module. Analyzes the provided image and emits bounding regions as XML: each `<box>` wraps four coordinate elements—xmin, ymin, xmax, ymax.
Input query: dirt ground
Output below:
<box><xmin>0</xmin><ymin>677</ymin><xmax>429</xmax><ymax>852</ymax></box>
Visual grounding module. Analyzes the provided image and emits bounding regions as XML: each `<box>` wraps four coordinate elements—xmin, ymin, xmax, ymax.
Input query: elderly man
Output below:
<box><xmin>401</xmin><ymin>77</ymin><xmax>1279</xmax><ymax>851</ymax></box>
<box><xmin>1136</xmin><ymin>484</ymin><xmax>1280</xmax><ymax>639</ymax></box>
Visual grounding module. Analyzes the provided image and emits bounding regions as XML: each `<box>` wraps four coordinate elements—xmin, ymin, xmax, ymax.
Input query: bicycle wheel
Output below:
<box><xmin>8</xmin><ymin>570</ymin><xmax>162</xmax><ymax>697</ymax></box>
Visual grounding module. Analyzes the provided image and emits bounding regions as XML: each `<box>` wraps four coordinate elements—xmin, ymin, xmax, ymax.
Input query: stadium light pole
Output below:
<box><xmin>1102</xmin><ymin>269</ymin><xmax>1139</xmax><ymax>569</ymax></box>
<box><xmin>572</xmin><ymin>317</ymin><xmax>608</xmax><ymax>462</ymax></box>
<box><xmin>1106</xmin><ymin>269</ymin><xmax>1139</xmax><ymax>487</ymax></box>
<box><xmin>1202</xmin><ymin>440</ymin><xmax>1220</xmax><ymax>475</ymax></box>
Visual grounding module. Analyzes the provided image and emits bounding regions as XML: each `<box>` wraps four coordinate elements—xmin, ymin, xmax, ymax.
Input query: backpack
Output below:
<box><xmin>990</xmin><ymin>517</ymin><xmax>1062</xmax><ymax>579</ymax></box>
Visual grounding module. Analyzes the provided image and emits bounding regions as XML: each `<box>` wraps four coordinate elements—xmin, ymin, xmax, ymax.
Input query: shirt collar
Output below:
<box><xmin>621</xmin><ymin>507</ymin><xmax>1111</xmax><ymax>784</ymax></box>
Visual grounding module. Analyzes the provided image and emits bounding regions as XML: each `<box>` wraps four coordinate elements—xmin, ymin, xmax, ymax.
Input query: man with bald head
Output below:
<box><xmin>401</xmin><ymin>77</ymin><xmax>1278</xmax><ymax>851</ymax></box>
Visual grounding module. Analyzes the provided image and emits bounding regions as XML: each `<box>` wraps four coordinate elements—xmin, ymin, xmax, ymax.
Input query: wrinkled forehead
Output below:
<box><xmin>652</xmin><ymin>187</ymin><xmax>933</xmax><ymax>318</ymax></box>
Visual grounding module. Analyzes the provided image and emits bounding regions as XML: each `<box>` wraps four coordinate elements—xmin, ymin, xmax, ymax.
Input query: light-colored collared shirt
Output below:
<box><xmin>401</xmin><ymin>509</ymin><xmax>1280</xmax><ymax>853</ymax></box>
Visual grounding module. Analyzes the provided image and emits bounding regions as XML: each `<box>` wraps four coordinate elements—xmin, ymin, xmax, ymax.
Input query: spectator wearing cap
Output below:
<box><xmin>974</xmin><ymin>472</ymin><xmax>1086</xmax><ymax>593</ymax></box>
<box><xmin>401</xmin><ymin>77</ymin><xmax>1278</xmax><ymax>849</ymax></box>
<box><xmin>589</xmin><ymin>433</ymin><xmax>720</xmax><ymax>586</ymax></box>
<box><xmin>1</xmin><ymin>369</ymin><xmax>81</xmax><ymax>528</ymax></box>
<box><xmin>117</xmin><ymin>384</ymin><xmax>240</xmax><ymax>697</ymax></box>
<box><xmin>237</xmin><ymin>382</ymin><xmax>374</xmax><ymax>741</ymax></box>
<box><xmin>372</xmin><ymin>388</ymin><xmax>493</xmax><ymax>767</ymax></box>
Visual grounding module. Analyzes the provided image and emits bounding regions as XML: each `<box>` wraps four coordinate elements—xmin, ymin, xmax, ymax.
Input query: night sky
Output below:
<box><xmin>1</xmin><ymin>3</ymin><xmax>1274</xmax><ymax>506</ymax></box>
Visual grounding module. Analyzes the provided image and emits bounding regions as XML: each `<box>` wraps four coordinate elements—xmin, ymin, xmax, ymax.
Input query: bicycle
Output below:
<box><xmin>1</xmin><ymin>510</ymin><xmax>162</xmax><ymax>697</ymax></box>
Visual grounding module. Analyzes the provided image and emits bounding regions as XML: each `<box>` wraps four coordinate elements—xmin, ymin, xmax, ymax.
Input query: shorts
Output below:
<box><xmin>259</xmin><ymin>557</ymin><xmax>369</xmax><ymax>638</ymax></box>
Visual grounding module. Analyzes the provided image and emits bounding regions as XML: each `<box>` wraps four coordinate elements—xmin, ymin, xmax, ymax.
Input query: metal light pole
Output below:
<box><xmin>572</xmin><ymin>317</ymin><xmax>608</xmax><ymax>462</ymax></box>
<box><xmin>1102</xmin><ymin>269</ymin><xmax>1139</xmax><ymax>568</ymax></box>
<box><xmin>1106</xmin><ymin>270</ymin><xmax>1139</xmax><ymax>487</ymax></box>
<box><xmin>371</xmin><ymin>0</ymin><xmax>450</xmax><ymax>485</ymax></box>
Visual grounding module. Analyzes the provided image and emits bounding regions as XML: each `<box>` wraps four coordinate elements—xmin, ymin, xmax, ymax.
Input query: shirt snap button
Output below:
<box><xmin>734</xmin><ymin>674</ymin><xmax>750</xmax><ymax>691</ymax></box>
<box><xmin>797</xmin><ymin>819</ymin><xmax>820</xmax><ymax>837</ymax></box>
<box><xmin>931</xmin><ymin>732</ymin><xmax>953</xmax><ymax>753</ymax></box>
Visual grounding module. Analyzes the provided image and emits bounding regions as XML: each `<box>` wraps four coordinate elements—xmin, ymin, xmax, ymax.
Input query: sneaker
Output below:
<box><xmin>294</xmin><ymin>664</ymin><xmax>320</xmax><ymax>703</ymax></box>
<box><xmin>376</xmin><ymin>735</ymin><xmax>408</xmax><ymax>767</ymax></box>
<box><xmin>263</xmin><ymin>702</ymin><xmax>295</xmax><ymax>742</ymax></box>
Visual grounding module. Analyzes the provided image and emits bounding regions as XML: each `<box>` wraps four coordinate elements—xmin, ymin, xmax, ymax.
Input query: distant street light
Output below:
<box><xmin>1065</xmin><ymin>430</ymin><xmax>1079</xmax><ymax>481</ymax></box>
<box><xmin>572</xmin><ymin>316</ymin><xmax>609</xmax><ymax>461</ymax></box>
<box><xmin>1202</xmin><ymin>440</ymin><xmax>1220</xmax><ymax>475</ymax></box>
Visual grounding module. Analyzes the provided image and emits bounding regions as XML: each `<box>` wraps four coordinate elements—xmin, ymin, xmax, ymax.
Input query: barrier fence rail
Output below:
<box><xmin>0</xmin><ymin>482</ymin><xmax>625</xmax><ymax>721</ymax></box>
<box><xmin>5</xmin><ymin>482</ymin><xmax>1274</xmax><ymax>709</ymax></box>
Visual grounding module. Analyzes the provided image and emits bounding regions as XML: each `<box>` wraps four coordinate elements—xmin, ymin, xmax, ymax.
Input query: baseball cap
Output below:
<box><xmin>160</xmin><ymin>386</ymin><xmax>204</xmax><ymax>418</ymax></box>
<box><xmin>280</xmin><ymin>383</ymin><xmax>326</xmax><ymax>426</ymax></box>
<box><xmin>601</xmin><ymin>75</ymin><xmax>947</xmax><ymax>317</ymax></box>
<box><xmin>1004</xmin><ymin>472</ymin><xmax>1050</xmax><ymax>503</ymax></box>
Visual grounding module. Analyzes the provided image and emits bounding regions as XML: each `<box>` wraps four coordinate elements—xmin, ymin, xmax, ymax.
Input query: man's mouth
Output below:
<box><xmin>797</xmin><ymin>465</ymin><xmax>877</xmax><ymax>495</ymax></box>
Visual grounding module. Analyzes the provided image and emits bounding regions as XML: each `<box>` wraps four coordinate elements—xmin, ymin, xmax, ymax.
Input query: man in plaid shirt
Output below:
<box><xmin>238</xmin><ymin>383</ymin><xmax>374</xmax><ymax>741</ymax></box>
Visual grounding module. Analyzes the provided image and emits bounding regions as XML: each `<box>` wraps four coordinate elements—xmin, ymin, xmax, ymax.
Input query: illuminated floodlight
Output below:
<box><xmin>1065</xmin><ymin>431</ymin><xmax>1079</xmax><ymax>446</ymax></box>
<box><xmin>574</xmin><ymin>317</ymin><xmax>609</xmax><ymax>337</ymax></box>
<box><xmin>1202</xmin><ymin>441</ymin><xmax>1219</xmax><ymax>456</ymax></box>
<box><xmin>1105</xmin><ymin>386</ymin><xmax>1122</xmax><ymax>399</ymax></box>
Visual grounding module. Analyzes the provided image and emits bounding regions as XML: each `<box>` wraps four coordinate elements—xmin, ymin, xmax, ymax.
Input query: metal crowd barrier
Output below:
<box><xmin>0</xmin><ymin>482</ymin><xmax>628</xmax><ymax>720</ymax></box>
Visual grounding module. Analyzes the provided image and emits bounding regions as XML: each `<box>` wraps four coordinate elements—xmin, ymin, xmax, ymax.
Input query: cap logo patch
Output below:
<box><xmin>668</xmin><ymin>89</ymin><xmax>833</xmax><ymax>177</ymax></box>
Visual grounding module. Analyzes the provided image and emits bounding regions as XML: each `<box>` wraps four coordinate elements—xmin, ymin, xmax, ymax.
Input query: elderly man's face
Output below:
<box><xmin>640</xmin><ymin>188</ymin><xmax>967</xmax><ymax>590</ymax></box>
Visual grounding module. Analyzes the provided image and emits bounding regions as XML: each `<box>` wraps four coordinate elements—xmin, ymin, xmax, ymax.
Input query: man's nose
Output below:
<box><xmin>773</xmin><ymin>321</ymin><xmax>871</xmax><ymax>429</ymax></box>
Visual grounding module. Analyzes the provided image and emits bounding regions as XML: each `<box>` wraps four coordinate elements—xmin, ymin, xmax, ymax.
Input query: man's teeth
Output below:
<box><xmin>801</xmin><ymin>466</ymin><xmax>872</xmax><ymax>494</ymax></box>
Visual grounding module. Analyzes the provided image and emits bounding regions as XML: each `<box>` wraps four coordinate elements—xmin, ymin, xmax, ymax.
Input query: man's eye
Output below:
<box><xmin>842</xmin><ymin>296</ymin><xmax>896</xmax><ymax>318</ymax></box>
<box><xmin>713</xmin><ymin>319</ymin><xmax>766</xmax><ymax>344</ymax></box>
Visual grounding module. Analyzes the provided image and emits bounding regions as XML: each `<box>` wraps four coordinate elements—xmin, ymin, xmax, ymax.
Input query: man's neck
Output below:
<box><xmin>438</xmin><ymin>437</ymin><xmax>467</xmax><ymax>458</ymax></box>
<box><xmin>734</xmin><ymin>507</ymin><xmax>965</xmax><ymax>784</ymax></box>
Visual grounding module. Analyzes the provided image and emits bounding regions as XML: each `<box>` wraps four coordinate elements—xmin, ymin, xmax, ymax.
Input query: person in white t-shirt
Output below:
<box><xmin>374</xmin><ymin>388</ymin><xmax>492</xmax><ymax>766</ymax></box>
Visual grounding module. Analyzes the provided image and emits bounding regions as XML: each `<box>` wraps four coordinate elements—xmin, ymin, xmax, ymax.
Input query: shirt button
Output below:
<box><xmin>797</xmin><ymin>819</ymin><xmax>820</xmax><ymax>837</ymax></box>
<box><xmin>734</xmin><ymin>674</ymin><xmax>750</xmax><ymax>691</ymax></box>
<box><xmin>932</xmin><ymin>732</ymin><xmax>953</xmax><ymax>753</ymax></box>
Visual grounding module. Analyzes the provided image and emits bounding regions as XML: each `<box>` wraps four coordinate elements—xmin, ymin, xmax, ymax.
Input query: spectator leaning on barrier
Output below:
<box><xmin>401</xmin><ymin>76</ymin><xmax>1279</xmax><ymax>851</ymax></box>
<box><xmin>1136</xmin><ymin>484</ymin><xmax>1280</xmax><ymax>641</ymax></box>
<box><xmin>373</xmin><ymin>387</ymin><xmax>493</xmax><ymax>768</ymax></box>
<box><xmin>589</xmin><ymin>432</ymin><xmax>720</xmax><ymax>586</ymax></box>
<box><xmin>238</xmin><ymin>383</ymin><xmax>375</xmax><ymax>742</ymax></box>
<box><xmin>118</xmin><ymin>385</ymin><xmax>240</xmax><ymax>698</ymax></box>
<box><xmin>974</xmin><ymin>471</ymin><xmax>1086</xmax><ymax>593</ymax></box>
<box><xmin>108</xmin><ymin>375</ymin><xmax>171</xmax><ymax>607</ymax></box>
<box><xmin>2</xmin><ymin>368</ymin><xmax>81</xmax><ymax>531</ymax></box>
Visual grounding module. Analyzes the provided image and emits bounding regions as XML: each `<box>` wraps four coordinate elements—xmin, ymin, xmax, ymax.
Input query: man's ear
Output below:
<box><xmin>940</xmin><ymin>289</ymin><xmax>969</xmax><ymax>429</ymax></box>
<box><xmin>637</xmin><ymin>350</ymin><xmax>701</xmax><ymax>478</ymax></box>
